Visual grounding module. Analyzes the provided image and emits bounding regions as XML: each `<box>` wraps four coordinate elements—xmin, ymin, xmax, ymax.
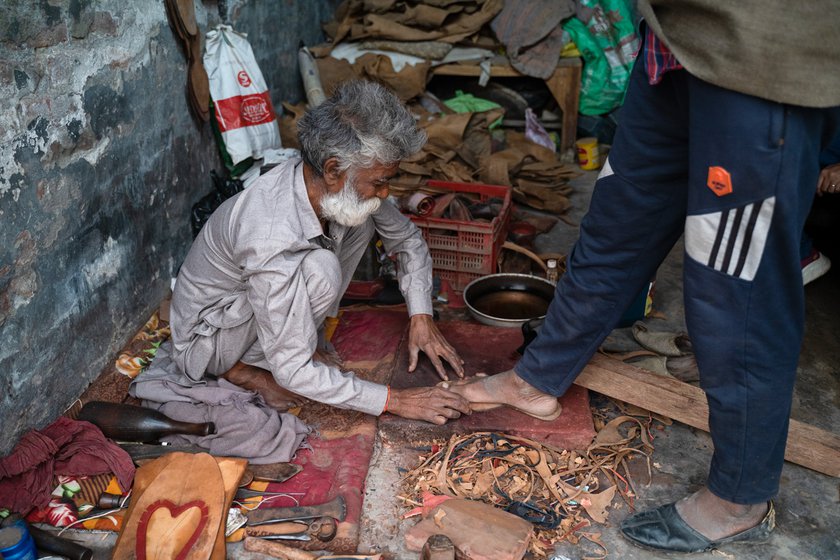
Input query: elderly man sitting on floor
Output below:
<box><xmin>166</xmin><ymin>80</ymin><xmax>470</xmax><ymax>425</ymax></box>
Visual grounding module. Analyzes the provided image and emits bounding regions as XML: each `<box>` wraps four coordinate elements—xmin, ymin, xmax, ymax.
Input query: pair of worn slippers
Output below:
<box><xmin>164</xmin><ymin>0</ymin><xmax>210</xmax><ymax>121</ymax></box>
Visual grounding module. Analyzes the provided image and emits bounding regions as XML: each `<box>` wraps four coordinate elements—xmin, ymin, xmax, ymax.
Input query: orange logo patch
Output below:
<box><xmin>707</xmin><ymin>166</ymin><xmax>732</xmax><ymax>196</ymax></box>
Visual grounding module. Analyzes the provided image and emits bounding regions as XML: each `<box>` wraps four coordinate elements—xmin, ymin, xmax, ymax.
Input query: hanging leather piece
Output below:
<box><xmin>164</xmin><ymin>0</ymin><xmax>210</xmax><ymax>121</ymax></box>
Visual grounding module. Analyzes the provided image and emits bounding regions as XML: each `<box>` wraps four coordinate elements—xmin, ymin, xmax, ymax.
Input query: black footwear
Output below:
<box><xmin>620</xmin><ymin>501</ymin><xmax>775</xmax><ymax>553</ymax></box>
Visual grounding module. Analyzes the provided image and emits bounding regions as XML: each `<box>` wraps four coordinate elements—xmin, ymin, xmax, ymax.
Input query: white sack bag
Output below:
<box><xmin>204</xmin><ymin>25</ymin><xmax>281</xmax><ymax>165</ymax></box>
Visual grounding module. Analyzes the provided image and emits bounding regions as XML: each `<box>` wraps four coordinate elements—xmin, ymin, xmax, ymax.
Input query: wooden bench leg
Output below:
<box><xmin>544</xmin><ymin>63</ymin><xmax>582</xmax><ymax>163</ymax></box>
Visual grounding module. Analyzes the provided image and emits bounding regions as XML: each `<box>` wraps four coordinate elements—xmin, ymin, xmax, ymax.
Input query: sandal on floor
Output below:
<box><xmin>624</xmin><ymin>354</ymin><xmax>700</xmax><ymax>383</ymax></box>
<box><xmin>620</xmin><ymin>501</ymin><xmax>775</xmax><ymax>553</ymax></box>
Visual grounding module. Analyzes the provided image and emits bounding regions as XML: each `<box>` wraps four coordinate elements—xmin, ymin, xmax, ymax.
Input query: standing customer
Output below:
<box><xmin>443</xmin><ymin>1</ymin><xmax>840</xmax><ymax>553</ymax></box>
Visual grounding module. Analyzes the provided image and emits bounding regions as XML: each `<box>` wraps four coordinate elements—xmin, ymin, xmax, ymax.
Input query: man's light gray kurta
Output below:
<box><xmin>170</xmin><ymin>159</ymin><xmax>434</xmax><ymax>415</ymax></box>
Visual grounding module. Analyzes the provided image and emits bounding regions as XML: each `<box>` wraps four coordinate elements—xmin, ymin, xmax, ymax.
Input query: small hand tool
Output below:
<box><xmin>245</xmin><ymin>495</ymin><xmax>346</xmax><ymax>526</ymax></box>
<box><xmin>245</xmin><ymin>516</ymin><xmax>337</xmax><ymax>542</ymax></box>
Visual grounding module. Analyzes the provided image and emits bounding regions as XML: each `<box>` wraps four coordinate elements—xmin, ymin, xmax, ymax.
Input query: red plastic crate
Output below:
<box><xmin>408</xmin><ymin>180</ymin><xmax>512</xmax><ymax>291</ymax></box>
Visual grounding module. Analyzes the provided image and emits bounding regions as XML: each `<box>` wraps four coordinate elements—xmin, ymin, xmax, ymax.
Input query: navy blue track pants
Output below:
<box><xmin>517</xmin><ymin>58</ymin><xmax>840</xmax><ymax>504</ymax></box>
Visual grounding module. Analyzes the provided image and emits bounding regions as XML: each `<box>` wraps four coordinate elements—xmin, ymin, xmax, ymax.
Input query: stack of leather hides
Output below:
<box><xmin>111</xmin><ymin>452</ymin><xmax>247</xmax><ymax>560</ymax></box>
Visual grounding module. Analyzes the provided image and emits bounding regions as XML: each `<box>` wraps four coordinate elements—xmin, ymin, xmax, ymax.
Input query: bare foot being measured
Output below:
<box><xmin>440</xmin><ymin>369</ymin><xmax>561</xmax><ymax>420</ymax></box>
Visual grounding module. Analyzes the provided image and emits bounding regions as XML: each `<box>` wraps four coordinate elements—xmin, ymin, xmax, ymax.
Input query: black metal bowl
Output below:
<box><xmin>463</xmin><ymin>273</ymin><xmax>556</xmax><ymax>328</ymax></box>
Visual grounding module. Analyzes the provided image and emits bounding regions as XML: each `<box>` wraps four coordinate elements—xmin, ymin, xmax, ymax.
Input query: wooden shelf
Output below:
<box><xmin>432</xmin><ymin>57</ymin><xmax>582</xmax><ymax>161</ymax></box>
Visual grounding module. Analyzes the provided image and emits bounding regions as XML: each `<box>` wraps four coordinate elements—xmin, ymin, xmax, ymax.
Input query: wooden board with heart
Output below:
<box><xmin>112</xmin><ymin>452</ymin><xmax>226</xmax><ymax>560</ymax></box>
<box><xmin>210</xmin><ymin>456</ymin><xmax>249</xmax><ymax>560</ymax></box>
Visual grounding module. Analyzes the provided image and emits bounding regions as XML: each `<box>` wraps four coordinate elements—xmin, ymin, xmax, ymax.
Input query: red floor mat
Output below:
<box><xmin>253</xmin><ymin>306</ymin><xmax>409</xmax><ymax>554</ymax></box>
<box><xmin>252</xmin><ymin>422</ymin><xmax>377</xmax><ymax>554</ymax></box>
<box><xmin>387</xmin><ymin>320</ymin><xmax>595</xmax><ymax>450</ymax></box>
<box><xmin>331</xmin><ymin>306</ymin><xmax>409</xmax><ymax>366</ymax></box>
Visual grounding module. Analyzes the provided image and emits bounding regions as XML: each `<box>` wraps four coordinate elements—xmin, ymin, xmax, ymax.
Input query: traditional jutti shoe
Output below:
<box><xmin>620</xmin><ymin>501</ymin><xmax>775</xmax><ymax>553</ymax></box>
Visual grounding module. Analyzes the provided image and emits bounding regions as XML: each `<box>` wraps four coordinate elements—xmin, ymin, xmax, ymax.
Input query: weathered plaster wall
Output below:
<box><xmin>0</xmin><ymin>0</ymin><xmax>339</xmax><ymax>455</ymax></box>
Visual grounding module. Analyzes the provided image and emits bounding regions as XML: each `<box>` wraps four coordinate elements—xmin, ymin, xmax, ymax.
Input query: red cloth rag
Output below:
<box><xmin>0</xmin><ymin>416</ymin><xmax>135</xmax><ymax>515</ymax></box>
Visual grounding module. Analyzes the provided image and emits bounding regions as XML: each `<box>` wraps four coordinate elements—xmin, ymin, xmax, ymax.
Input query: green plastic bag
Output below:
<box><xmin>562</xmin><ymin>0</ymin><xmax>639</xmax><ymax>116</ymax></box>
<box><xmin>443</xmin><ymin>91</ymin><xmax>504</xmax><ymax>129</ymax></box>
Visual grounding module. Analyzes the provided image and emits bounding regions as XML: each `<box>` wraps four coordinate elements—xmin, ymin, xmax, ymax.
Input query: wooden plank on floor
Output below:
<box><xmin>575</xmin><ymin>353</ymin><xmax>840</xmax><ymax>478</ymax></box>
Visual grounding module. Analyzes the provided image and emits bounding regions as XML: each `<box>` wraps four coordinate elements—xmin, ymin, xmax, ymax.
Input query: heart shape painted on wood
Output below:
<box><xmin>136</xmin><ymin>499</ymin><xmax>209</xmax><ymax>560</ymax></box>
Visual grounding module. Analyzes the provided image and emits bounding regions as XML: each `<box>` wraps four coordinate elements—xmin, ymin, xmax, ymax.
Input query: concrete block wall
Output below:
<box><xmin>0</xmin><ymin>0</ymin><xmax>339</xmax><ymax>455</ymax></box>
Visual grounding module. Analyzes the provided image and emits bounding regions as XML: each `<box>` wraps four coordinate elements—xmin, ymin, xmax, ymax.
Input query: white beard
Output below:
<box><xmin>320</xmin><ymin>175</ymin><xmax>381</xmax><ymax>227</ymax></box>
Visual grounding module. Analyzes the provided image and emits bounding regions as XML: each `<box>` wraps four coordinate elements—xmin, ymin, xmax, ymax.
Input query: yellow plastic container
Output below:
<box><xmin>575</xmin><ymin>137</ymin><xmax>600</xmax><ymax>170</ymax></box>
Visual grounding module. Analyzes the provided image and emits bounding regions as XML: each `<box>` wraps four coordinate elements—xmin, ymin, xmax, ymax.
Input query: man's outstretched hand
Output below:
<box><xmin>407</xmin><ymin>313</ymin><xmax>465</xmax><ymax>380</ymax></box>
<box><xmin>386</xmin><ymin>386</ymin><xmax>471</xmax><ymax>425</ymax></box>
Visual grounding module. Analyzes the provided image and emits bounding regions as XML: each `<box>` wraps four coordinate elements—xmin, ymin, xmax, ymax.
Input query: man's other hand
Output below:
<box><xmin>386</xmin><ymin>386</ymin><xmax>471</xmax><ymax>425</ymax></box>
<box><xmin>407</xmin><ymin>314</ymin><xmax>465</xmax><ymax>380</ymax></box>
<box><xmin>817</xmin><ymin>163</ymin><xmax>840</xmax><ymax>196</ymax></box>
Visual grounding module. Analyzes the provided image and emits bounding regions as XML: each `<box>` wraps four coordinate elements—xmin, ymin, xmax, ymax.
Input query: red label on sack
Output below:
<box><xmin>214</xmin><ymin>92</ymin><xmax>277</xmax><ymax>132</ymax></box>
<box><xmin>240</xmin><ymin>96</ymin><xmax>271</xmax><ymax>123</ymax></box>
<box><xmin>237</xmin><ymin>70</ymin><xmax>251</xmax><ymax>87</ymax></box>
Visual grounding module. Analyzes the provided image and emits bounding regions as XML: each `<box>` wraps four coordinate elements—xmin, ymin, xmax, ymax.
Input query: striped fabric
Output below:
<box><xmin>685</xmin><ymin>197</ymin><xmax>776</xmax><ymax>281</ymax></box>
<box><xmin>643</xmin><ymin>26</ymin><xmax>683</xmax><ymax>84</ymax></box>
<box><xmin>70</xmin><ymin>473</ymin><xmax>116</xmax><ymax>507</ymax></box>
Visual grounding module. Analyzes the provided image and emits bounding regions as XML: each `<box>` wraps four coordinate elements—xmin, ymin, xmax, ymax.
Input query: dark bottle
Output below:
<box><xmin>77</xmin><ymin>401</ymin><xmax>216</xmax><ymax>443</ymax></box>
<box><xmin>28</xmin><ymin>525</ymin><xmax>93</xmax><ymax>560</ymax></box>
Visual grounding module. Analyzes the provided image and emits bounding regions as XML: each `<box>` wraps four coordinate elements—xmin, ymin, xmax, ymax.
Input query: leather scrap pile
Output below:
<box><xmin>308</xmin><ymin>0</ymin><xmax>505</xmax><ymax>104</ymax></box>
<box><xmin>279</xmin><ymin>100</ymin><xmax>578</xmax><ymax>215</ymax></box>
<box><xmin>399</xmin><ymin>418</ymin><xmax>664</xmax><ymax>558</ymax></box>
<box><xmin>280</xmin><ymin>101</ymin><xmax>578</xmax><ymax>216</ymax></box>
<box><xmin>325</xmin><ymin>0</ymin><xmax>504</xmax><ymax>46</ymax></box>
<box><xmin>280</xmin><ymin>104</ymin><xmax>579</xmax><ymax>218</ymax></box>
<box><xmin>319</xmin><ymin>0</ymin><xmax>576</xmax><ymax>80</ymax></box>
<box><xmin>402</xmin><ymin>114</ymin><xmax>579</xmax><ymax>214</ymax></box>
<box><xmin>274</xmin><ymin>0</ymin><xmax>583</xmax><ymax>216</ymax></box>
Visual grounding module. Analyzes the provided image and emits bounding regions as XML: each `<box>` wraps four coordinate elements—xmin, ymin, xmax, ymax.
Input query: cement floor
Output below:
<box><xmin>357</xmin><ymin>170</ymin><xmax>840</xmax><ymax>560</ymax></box>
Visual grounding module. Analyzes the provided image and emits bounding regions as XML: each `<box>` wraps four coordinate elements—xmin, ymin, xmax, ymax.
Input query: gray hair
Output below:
<box><xmin>297</xmin><ymin>80</ymin><xmax>427</xmax><ymax>175</ymax></box>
